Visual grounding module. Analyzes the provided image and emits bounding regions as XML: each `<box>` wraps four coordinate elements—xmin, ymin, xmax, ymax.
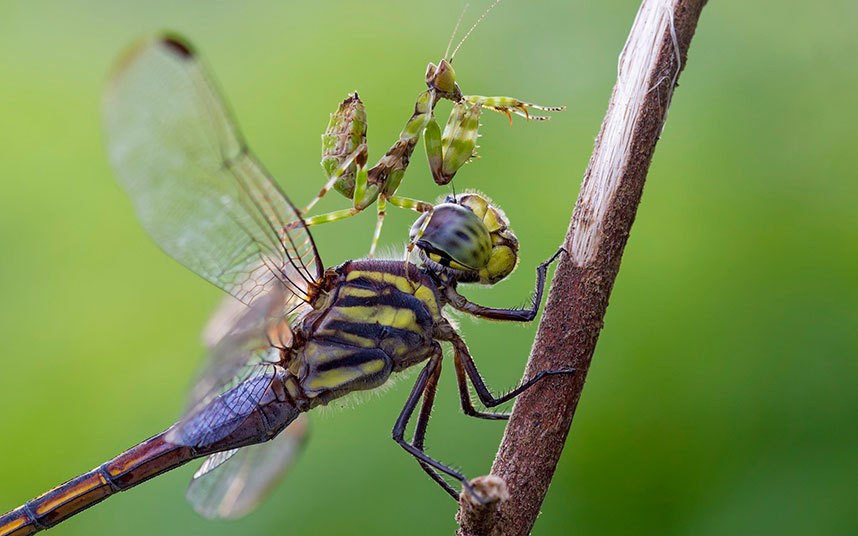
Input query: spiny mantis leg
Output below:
<box><xmin>448</xmin><ymin>330</ymin><xmax>576</xmax><ymax>418</ymax></box>
<box><xmin>425</xmin><ymin>100</ymin><xmax>482</xmax><ymax>185</ymax></box>
<box><xmin>303</xmin><ymin>143</ymin><xmax>368</xmax><ymax>217</ymax></box>
<box><xmin>393</xmin><ymin>353</ymin><xmax>482</xmax><ymax>502</ymax></box>
<box><xmin>305</xmin><ymin>92</ymin><xmax>435</xmax><ymax>242</ymax></box>
<box><xmin>447</xmin><ymin>247</ymin><xmax>564</xmax><ymax>321</ymax></box>
<box><xmin>463</xmin><ymin>95</ymin><xmax>566</xmax><ymax>124</ymax></box>
<box><xmin>303</xmin><ymin>148</ymin><xmax>375</xmax><ymax>228</ymax></box>
<box><xmin>409</xmin><ymin>350</ymin><xmax>460</xmax><ymax>499</ymax></box>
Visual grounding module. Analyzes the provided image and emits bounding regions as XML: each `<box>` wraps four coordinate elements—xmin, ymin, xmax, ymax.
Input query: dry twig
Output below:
<box><xmin>456</xmin><ymin>0</ymin><xmax>708</xmax><ymax>534</ymax></box>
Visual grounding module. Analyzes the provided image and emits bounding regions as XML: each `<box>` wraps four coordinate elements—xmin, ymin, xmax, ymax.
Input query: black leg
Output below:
<box><xmin>393</xmin><ymin>354</ymin><xmax>482</xmax><ymax>502</ymax></box>
<box><xmin>410</xmin><ymin>350</ymin><xmax>459</xmax><ymax>498</ymax></box>
<box><xmin>450</xmin><ymin>332</ymin><xmax>576</xmax><ymax>410</ymax></box>
<box><xmin>453</xmin><ymin>353</ymin><xmax>511</xmax><ymax>420</ymax></box>
<box><xmin>446</xmin><ymin>247</ymin><xmax>564</xmax><ymax>321</ymax></box>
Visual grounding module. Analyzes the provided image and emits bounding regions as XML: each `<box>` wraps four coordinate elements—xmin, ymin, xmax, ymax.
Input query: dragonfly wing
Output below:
<box><xmin>187</xmin><ymin>286</ymin><xmax>309</xmax><ymax>414</ymax></box>
<box><xmin>167</xmin><ymin>287</ymin><xmax>302</xmax><ymax>449</ymax></box>
<box><xmin>104</xmin><ymin>34</ymin><xmax>322</xmax><ymax>309</ymax></box>
<box><xmin>201</xmin><ymin>295</ymin><xmax>257</xmax><ymax>349</ymax></box>
<box><xmin>166</xmin><ymin>361</ymin><xmax>299</xmax><ymax>450</ymax></box>
<box><xmin>186</xmin><ymin>414</ymin><xmax>309</xmax><ymax>519</ymax></box>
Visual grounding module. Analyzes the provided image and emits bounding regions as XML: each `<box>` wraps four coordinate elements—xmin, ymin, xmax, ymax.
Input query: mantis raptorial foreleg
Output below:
<box><xmin>303</xmin><ymin>91</ymin><xmax>436</xmax><ymax>256</ymax></box>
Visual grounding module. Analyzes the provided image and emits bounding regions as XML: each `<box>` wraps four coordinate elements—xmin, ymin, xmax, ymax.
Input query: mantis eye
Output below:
<box><xmin>426</xmin><ymin>59</ymin><xmax>458</xmax><ymax>97</ymax></box>
<box><xmin>425</xmin><ymin>62</ymin><xmax>437</xmax><ymax>83</ymax></box>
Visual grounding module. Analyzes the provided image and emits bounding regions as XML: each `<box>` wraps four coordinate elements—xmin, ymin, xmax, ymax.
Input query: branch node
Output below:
<box><xmin>455</xmin><ymin>475</ymin><xmax>509</xmax><ymax>536</ymax></box>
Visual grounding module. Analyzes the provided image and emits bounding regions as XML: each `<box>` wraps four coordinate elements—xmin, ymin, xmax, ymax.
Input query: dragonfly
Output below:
<box><xmin>302</xmin><ymin>0</ymin><xmax>565</xmax><ymax>255</ymax></box>
<box><xmin>0</xmin><ymin>35</ymin><xmax>573</xmax><ymax>535</ymax></box>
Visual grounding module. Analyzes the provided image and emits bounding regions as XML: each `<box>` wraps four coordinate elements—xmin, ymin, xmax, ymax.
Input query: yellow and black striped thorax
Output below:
<box><xmin>291</xmin><ymin>260</ymin><xmax>443</xmax><ymax>403</ymax></box>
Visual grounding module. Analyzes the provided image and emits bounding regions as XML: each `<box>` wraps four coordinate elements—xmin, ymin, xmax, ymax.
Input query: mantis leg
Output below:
<box><xmin>369</xmin><ymin>196</ymin><xmax>386</xmax><ymax>258</ymax></box>
<box><xmin>368</xmin><ymin>193</ymin><xmax>434</xmax><ymax>258</ymax></box>
<box><xmin>303</xmin><ymin>143</ymin><xmax>368</xmax><ymax>215</ymax></box>
<box><xmin>387</xmin><ymin>194</ymin><xmax>436</xmax><ymax>256</ymax></box>
<box><xmin>464</xmin><ymin>95</ymin><xmax>566</xmax><ymax>124</ymax></box>
<box><xmin>302</xmin><ymin>206</ymin><xmax>361</xmax><ymax>227</ymax></box>
<box><xmin>303</xmin><ymin>155</ymin><xmax>377</xmax><ymax>227</ymax></box>
<box><xmin>424</xmin><ymin>100</ymin><xmax>482</xmax><ymax>185</ymax></box>
<box><xmin>386</xmin><ymin>195</ymin><xmax>434</xmax><ymax>213</ymax></box>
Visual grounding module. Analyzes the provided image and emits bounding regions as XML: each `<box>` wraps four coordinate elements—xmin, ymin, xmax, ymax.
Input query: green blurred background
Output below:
<box><xmin>1</xmin><ymin>1</ymin><xmax>856</xmax><ymax>534</ymax></box>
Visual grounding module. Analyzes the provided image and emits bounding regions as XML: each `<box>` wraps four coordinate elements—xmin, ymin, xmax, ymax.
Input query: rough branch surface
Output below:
<box><xmin>456</xmin><ymin>1</ymin><xmax>707</xmax><ymax>534</ymax></box>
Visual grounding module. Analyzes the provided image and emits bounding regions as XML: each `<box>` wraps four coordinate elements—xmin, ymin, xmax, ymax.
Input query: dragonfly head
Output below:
<box><xmin>411</xmin><ymin>192</ymin><xmax>519</xmax><ymax>285</ymax></box>
<box><xmin>426</xmin><ymin>59</ymin><xmax>462</xmax><ymax>101</ymax></box>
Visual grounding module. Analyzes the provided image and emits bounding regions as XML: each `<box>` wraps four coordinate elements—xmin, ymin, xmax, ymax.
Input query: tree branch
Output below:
<box><xmin>456</xmin><ymin>1</ymin><xmax>708</xmax><ymax>534</ymax></box>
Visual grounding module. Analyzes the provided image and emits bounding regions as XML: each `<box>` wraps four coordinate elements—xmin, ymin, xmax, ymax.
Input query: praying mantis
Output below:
<box><xmin>300</xmin><ymin>0</ymin><xmax>565</xmax><ymax>256</ymax></box>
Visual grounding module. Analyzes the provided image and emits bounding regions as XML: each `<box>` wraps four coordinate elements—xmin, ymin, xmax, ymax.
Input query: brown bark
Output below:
<box><xmin>456</xmin><ymin>1</ymin><xmax>708</xmax><ymax>534</ymax></box>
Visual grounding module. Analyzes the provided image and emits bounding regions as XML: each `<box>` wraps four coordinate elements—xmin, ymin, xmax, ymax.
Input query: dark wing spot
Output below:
<box><xmin>159</xmin><ymin>33</ymin><xmax>196</xmax><ymax>59</ymax></box>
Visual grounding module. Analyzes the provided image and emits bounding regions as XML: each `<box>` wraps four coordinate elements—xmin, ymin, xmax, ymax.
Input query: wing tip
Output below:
<box><xmin>106</xmin><ymin>31</ymin><xmax>197</xmax><ymax>91</ymax></box>
<box><xmin>157</xmin><ymin>32</ymin><xmax>197</xmax><ymax>60</ymax></box>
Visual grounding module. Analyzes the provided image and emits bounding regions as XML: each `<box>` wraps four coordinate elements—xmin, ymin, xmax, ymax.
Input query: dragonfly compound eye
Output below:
<box><xmin>450</xmin><ymin>193</ymin><xmax>520</xmax><ymax>285</ymax></box>
<box><xmin>411</xmin><ymin>193</ymin><xmax>521</xmax><ymax>285</ymax></box>
<box><xmin>411</xmin><ymin>203</ymin><xmax>491</xmax><ymax>274</ymax></box>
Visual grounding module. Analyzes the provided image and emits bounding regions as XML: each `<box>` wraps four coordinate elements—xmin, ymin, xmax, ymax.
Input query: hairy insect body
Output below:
<box><xmin>288</xmin><ymin>260</ymin><xmax>443</xmax><ymax>406</ymax></box>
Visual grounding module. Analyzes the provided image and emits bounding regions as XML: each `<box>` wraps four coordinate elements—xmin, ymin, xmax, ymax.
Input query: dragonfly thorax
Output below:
<box><xmin>287</xmin><ymin>260</ymin><xmax>443</xmax><ymax>407</ymax></box>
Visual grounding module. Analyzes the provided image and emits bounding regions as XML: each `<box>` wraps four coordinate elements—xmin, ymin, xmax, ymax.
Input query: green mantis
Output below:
<box><xmin>301</xmin><ymin>0</ymin><xmax>565</xmax><ymax>256</ymax></box>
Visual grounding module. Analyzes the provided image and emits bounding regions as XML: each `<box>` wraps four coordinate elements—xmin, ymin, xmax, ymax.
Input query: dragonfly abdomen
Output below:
<box><xmin>0</xmin><ymin>370</ymin><xmax>305</xmax><ymax>535</ymax></box>
<box><xmin>0</xmin><ymin>433</ymin><xmax>195</xmax><ymax>536</ymax></box>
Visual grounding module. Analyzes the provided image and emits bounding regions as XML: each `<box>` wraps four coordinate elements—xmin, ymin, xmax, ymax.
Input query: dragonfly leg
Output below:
<box><xmin>445</xmin><ymin>247</ymin><xmax>565</xmax><ymax>321</ymax></box>
<box><xmin>447</xmin><ymin>330</ymin><xmax>576</xmax><ymax>412</ymax></box>
<box><xmin>393</xmin><ymin>351</ymin><xmax>483</xmax><ymax>502</ymax></box>
<box><xmin>452</xmin><ymin>351</ymin><xmax>511</xmax><ymax>421</ymax></box>
<box><xmin>409</xmin><ymin>348</ymin><xmax>460</xmax><ymax>498</ymax></box>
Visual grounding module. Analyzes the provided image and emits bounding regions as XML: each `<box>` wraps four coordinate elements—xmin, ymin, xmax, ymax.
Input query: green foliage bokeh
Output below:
<box><xmin>1</xmin><ymin>1</ymin><xmax>856</xmax><ymax>534</ymax></box>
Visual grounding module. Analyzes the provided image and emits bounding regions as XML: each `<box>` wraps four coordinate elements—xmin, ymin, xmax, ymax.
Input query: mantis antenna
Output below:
<box><xmin>444</xmin><ymin>3</ymin><xmax>470</xmax><ymax>60</ymax></box>
<box><xmin>450</xmin><ymin>0</ymin><xmax>503</xmax><ymax>62</ymax></box>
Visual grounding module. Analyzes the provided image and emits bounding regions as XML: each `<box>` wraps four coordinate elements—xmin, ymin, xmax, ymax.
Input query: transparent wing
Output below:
<box><xmin>189</xmin><ymin>288</ymin><xmax>310</xmax><ymax>413</ymax></box>
<box><xmin>175</xmin><ymin>289</ymin><xmax>311</xmax><ymax>518</ymax></box>
<box><xmin>104</xmin><ymin>34</ymin><xmax>322</xmax><ymax>308</ymax></box>
<box><xmin>186</xmin><ymin>415</ymin><xmax>309</xmax><ymax>519</ymax></box>
<box><xmin>167</xmin><ymin>361</ymin><xmax>288</xmax><ymax>448</ymax></box>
